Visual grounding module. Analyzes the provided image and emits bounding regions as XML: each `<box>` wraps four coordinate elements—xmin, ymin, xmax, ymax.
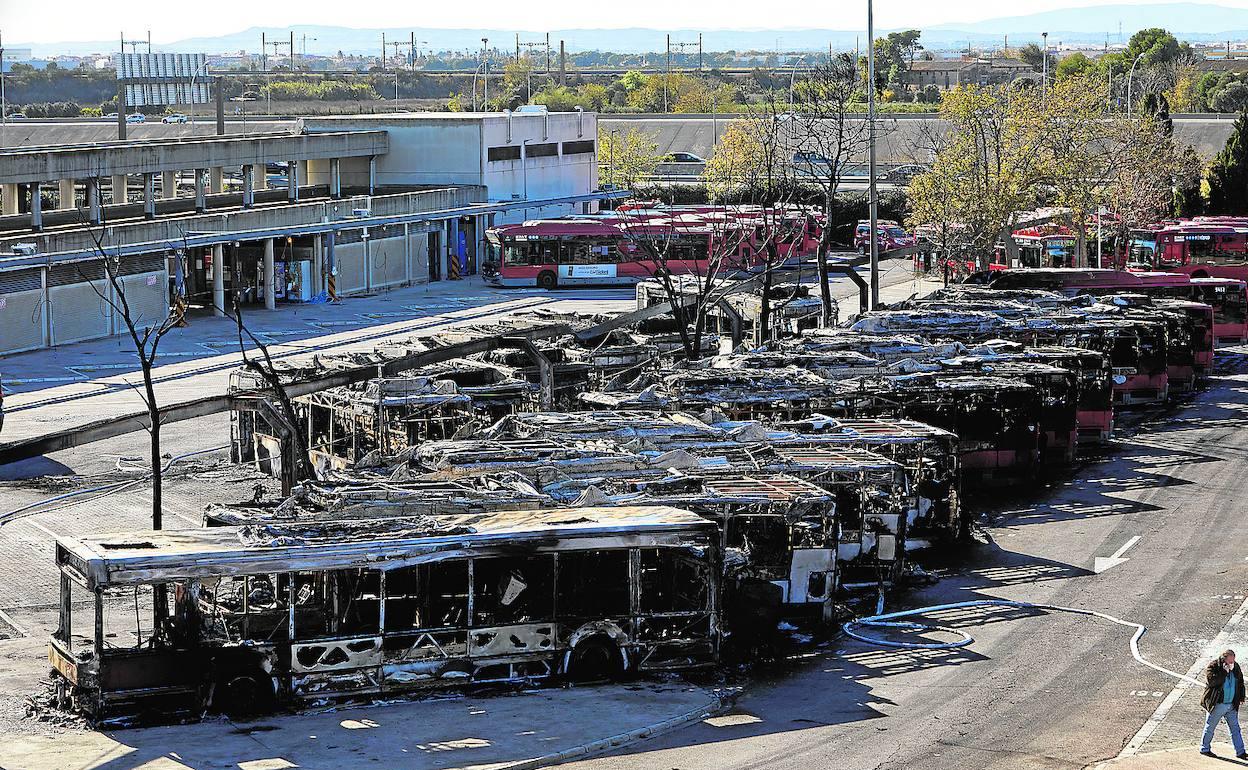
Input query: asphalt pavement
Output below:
<box><xmin>550</xmin><ymin>351</ymin><xmax>1248</xmax><ymax>769</ymax></box>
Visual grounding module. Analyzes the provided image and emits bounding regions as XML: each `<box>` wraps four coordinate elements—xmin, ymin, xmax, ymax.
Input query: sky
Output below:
<box><xmin>8</xmin><ymin>0</ymin><xmax>1248</xmax><ymax>45</ymax></box>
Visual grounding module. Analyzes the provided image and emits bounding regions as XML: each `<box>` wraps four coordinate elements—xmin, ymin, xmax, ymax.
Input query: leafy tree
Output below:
<box><xmin>1017</xmin><ymin>43</ymin><xmax>1055</xmax><ymax>73</ymax></box>
<box><xmin>1055</xmin><ymin>53</ymin><xmax>1094</xmax><ymax>80</ymax></box>
<box><xmin>1208</xmin><ymin>112</ymin><xmax>1248</xmax><ymax>215</ymax></box>
<box><xmin>598</xmin><ymin>127</ymin><xmax>662</xmax><ymax>189</ymax></box>
<box><xmin>1125</xmin><ymin>27</ymin><xmax>1185</xmax><ymax>67</ymax></box>
<box><xmin>1212</xmin><ymin>83</ymin><xmax>1248</xmax><ymax>114</ymax></box>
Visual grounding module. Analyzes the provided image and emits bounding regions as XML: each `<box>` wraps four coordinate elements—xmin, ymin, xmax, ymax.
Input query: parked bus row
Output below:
<box><xmin>482</xmin><ymin>205</ymin><xmax>826</xmax><ymax>289</ymax></box>
<box><xmin>48</xmin><ymin>269</ymin><xmax>1231</xmax><ymax>726</ymax></box>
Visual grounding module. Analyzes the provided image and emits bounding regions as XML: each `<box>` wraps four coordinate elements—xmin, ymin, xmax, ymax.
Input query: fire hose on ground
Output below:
<box><xmin>843</xmin><ymin>599</ymin><xmax>1202</xmax><ymax>686</ymax></box>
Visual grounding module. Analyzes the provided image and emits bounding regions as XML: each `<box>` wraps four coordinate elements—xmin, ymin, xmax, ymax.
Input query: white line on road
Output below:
<box><xmin>1095</xmin><ymin>536</ymin><xmax>1142</xmax><ymax>574</ymax></box>
<box><xmin>1118</xmin><ymin>592</ymin><xmax>1248</xmax><ymax>757</ymax></box>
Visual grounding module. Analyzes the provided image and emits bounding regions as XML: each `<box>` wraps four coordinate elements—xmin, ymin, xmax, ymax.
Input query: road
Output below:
<box><xmin>553</xmin><ymin>351</ymin><xmax>1248</xmax><ymax>769</ymax></box>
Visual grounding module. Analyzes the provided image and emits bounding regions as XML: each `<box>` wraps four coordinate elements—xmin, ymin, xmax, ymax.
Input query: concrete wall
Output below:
<box><xmin>599</xmin><ymin>114</ymin><xmax>1242</xmax><ymax>165</ymax></box>
<box><xmin>0</xmin><ymin>285</ymin><xmax>45</xmax><ymax>355</ymax></box>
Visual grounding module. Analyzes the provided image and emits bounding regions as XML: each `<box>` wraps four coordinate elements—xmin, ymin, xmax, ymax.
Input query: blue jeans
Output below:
<box><xmin>1203</xmin><ymin>702</ymin><xmax>1246</xmax><ymax>754</ymax></box>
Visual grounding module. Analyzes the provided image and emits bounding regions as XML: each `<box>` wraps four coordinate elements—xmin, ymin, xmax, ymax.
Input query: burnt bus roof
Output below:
<box><xmin>56</xmin><ymin>505</ymin><xmax>715</xmax><ymax>590</ymax></box>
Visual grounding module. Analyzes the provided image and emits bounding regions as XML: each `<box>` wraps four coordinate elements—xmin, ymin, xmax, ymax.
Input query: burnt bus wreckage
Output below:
<box><xmin>50</xmin><ymin>507</ymin><xmax>719</xmax><ymax>725</ymax></box>
<box><xmin>51</xmin><ymin>272</ymin><xmax>1225</xmax><ymax>725</ymax></box>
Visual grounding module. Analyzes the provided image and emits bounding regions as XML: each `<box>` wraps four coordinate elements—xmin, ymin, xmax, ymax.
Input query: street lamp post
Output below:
<box><xmin>867</xmin><ymin>0</ymin><xmax>880</xmax><ymax>308</ymax></box>
<box><xmin>482</xmin><ymin>38</ymin><xmax>490</xmax><ymax>110</ymax></box>
<box><xmin>1126</xmin><ymin>52</ymin><xmax>1146</xmax><ymax>115</ymax></box>
<box><xmin>788</xmin><ymin>55</ymin><xmax>806</xmax><ymax>107</ymax></box>
<box><xmin>1041</xmin><ymin>32</ymin><xmax>1049</xmax><ymax>103</ymax></box>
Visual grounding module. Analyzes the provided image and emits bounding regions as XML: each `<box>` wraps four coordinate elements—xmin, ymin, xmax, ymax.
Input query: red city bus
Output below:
<box><xmin>1010</xmin><ymin>226</ymin><xmax>1079</xmax><ymax>269</ymax></box>
<box><xmin>1125</xmin><ymin>221</ymin><xmax>1248</xmax><ymax>271</ymax></box>
<box><xmin>483</xmin><ymin>209</ymin><xmax>815</xmax><ymax>289</ymax></box>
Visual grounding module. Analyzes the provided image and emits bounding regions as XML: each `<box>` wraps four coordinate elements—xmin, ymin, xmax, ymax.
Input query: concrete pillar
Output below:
<box><xmin>209</xmin><ymin>167</ymin><xmax>224</xmax><ymax>195</ymax></box>
<box><xmin>58</xmin><ymin>178</ymin><xmax>76</xmax><ymax>210</ymax></box>
<box><xmin>312</xmin><ymin>233</ymin><xmax>324</xmax><ymax>294</ymax></box>
<box><xmin>330</xmin><ymin>158</ymin><xmax>341</xmax><ymax>198</ymax></box>
<box><xmin>110</xmin><ymin>174</ymin><xmax>128</xmax><ymax>205</ymax></box>
<box><xmin>30</xmin><ymin>183</ymin><xmax>43</xmax><ymax>231</ymax></box>
<box><xmin>368</xmin><ymin>156</ymin><xmax>376</xmax><ymax>195</ymax></box>
<box><xmin>194</xmin><ymin>169</ymin><xmax>207</xmax><ymax>212</ymax></box>
<box><xmin>212</xmin><ymin>243</ymin><xmax>225</xmax><ymax>317</ymax></box>
<box><xmin>252</xmin><ymin>162</ymin><xmax>267</xmax><ymax>191</ymax></box>
<box><xmin>142</xmin><ymin>173</ymin><xmax>156</xmax><ymax>219</ymax></box>
<box><xmin>297</xmin><ymin>160</ymin><xmax>309</xmax><ymax>190</ymax></box>
<box><xmin>87</xmin><ymin>179</ymin><xmax>102</xmax><ymax>224</ymax></box>
<box><xmin>161</xmin><ymin>170</ymin><xmax>178</xmax><ymax>200</ymax></box>
<box><xmin>287</xmin><ymin>161</ymin><xmax>298</xmax><ymax>202</ymax></box>
<box><xmin>263</xmin><ymin>239</ymin><xmax>276</xmax><ymax>310</ymax></box>
<box><xmin>242</xmin><ymin>165</ymin><xmax>255</xmax><ymax>208</ymax></box>
<box><xmin>1</xmin><ymin>183</ymin><xmax>18</xmax><ymax>216</ymax></box>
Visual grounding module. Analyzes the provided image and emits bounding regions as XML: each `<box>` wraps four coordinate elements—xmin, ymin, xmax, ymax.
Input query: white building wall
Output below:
<box><xmin>302</xmin><ymin>112</ymin><xmax>599</xmax><ymax>224</ymax></box>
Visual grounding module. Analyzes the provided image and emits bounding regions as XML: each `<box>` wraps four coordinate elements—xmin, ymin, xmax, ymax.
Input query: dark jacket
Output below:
<box><xmin>1202</xmin><ymin>660</ymin><xmax>1246</xmax><ymax>712</ymax></box>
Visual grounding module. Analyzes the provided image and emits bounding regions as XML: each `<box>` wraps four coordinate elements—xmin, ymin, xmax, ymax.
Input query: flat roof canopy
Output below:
<box><xmin>0</xmin><ymin>130</ymin><xmax>389</xmax><ymax>185</ymax></box>
<box><xmin>56</xmin><ymin>505</ymin><xmax>714</xmax><ymax>589</ymax></box>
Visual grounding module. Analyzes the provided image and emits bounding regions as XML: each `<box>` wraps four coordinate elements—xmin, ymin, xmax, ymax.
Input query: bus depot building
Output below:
<box><xmin>0</xmin><ymin>111</ymin><xmax>608</xmax><ymax>356</ymax></box>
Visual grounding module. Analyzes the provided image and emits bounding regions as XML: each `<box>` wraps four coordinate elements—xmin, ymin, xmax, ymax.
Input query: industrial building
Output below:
<box><xmin>0</xmin><ymin>110</ymin><xmax>608</xmax><ymax>355</ymax></box>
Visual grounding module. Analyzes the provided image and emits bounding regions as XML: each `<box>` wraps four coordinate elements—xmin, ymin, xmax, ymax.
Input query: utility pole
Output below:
<box><xmin>559</xmin><ymin>40</ymin><xmax>566</xmax><ymax>86</ymax></box>
<box><xmin>867</xmin><ymin>0</ymin><xmax>879</xmax><ymax>309</ymax></box>
<box><xmin>1041</xmin><ymin>31</ymin><xmax>1049</xmax><ymax>104</ymax></box>
<box><xmin>699</xmin><ymin>32</ymin><xmax>703</xmax><ymax>71</ymax></box>
<box><xmin>1</xmin><ymin>30</ymin><xmax>6</xmax><ymax>129</ymax></box>
<box><xmin>482</xmin><ymin>38</ymin><xmax>489</xmax><ymax>109</ymax></box>
<box><xmin>290</xmin><ymin>30</ymin><xmax>295</xmax><ymax>70</ymax></box>
<box><xmin>546</xmin><ymin>33</ymin><xmax>551</xmax><ymax>72</ymax></box>
<box><xmin>261</xmin><ymin>32</ymin><xmax>267</xmax><ymax>71</ymax></box>
<box><xmin>665</xmin><ymin>34</ymin><xmax>671</xmax><ymax>112</ymax></box>
<box><xmin>381</xmin><ymin>32</ymin><xmax>386</xmax><ymax>71</ymax></box>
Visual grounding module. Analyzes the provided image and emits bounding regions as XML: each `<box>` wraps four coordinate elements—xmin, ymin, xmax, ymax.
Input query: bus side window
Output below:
<box><xmin>472</xmin><ymin>555</ymin><xmax>554</xmax><ymax>626</ymax></box>
<box><xmin>557</xmin><ymin>550</ymin><xmax>630</xmax><ymax>618</ymax></box>
<box><xmin>639</xmin><ymin>549</ymin><xmax>707</xmax><ymax>613</ymax></box>
<box><xmin>332</xmin><ymin>569</ymin><xmax>381</xmax><ymax>637</ymax></box>
<box><xmin>291</xmin><ymin>571</ymin><xmax>329</xmax><ymax>639</ymax></box>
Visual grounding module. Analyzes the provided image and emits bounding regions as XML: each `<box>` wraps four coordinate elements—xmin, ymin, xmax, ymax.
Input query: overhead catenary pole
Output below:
<box><xmin>381</xmin><ymin>32</ymin><xmax>386</xmax><ymax>71</ymax></box>
<box><xmin>1</xmin><ymin>29</ymin><xmax>7</xmax><ymax>129</ymax></box>
<box><xmin>867</xmin><ymin>0</ymin><xmax>879</xmax><ymax>309</ymax></box>
<box><xmin>482</xmin><ymin>38</ymin><xmax>489</xmax><ymax>109</ymax></box>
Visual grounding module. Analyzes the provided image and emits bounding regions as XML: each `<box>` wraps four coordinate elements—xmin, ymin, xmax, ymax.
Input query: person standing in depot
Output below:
<box><xmin>1201</xmin><ymin>649</ymin><xmax>1247</xmax><ymax>758</ymax></box>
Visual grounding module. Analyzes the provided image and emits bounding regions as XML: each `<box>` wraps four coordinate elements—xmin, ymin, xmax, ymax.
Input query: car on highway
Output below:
<box><xmin>125</xmin><ymin>113</ymin><xmax>146</xmax><ymax>124</ymax></box>
<box><xmin>161</xmin><ymin>113</ymin><xmax>189</xmax><ymax>124</ymax></box>
<box><xmin>7</xmin><ymin>112</ymin><xmax>27</xmax><ymax>120</ymax></box>
<box><xmin>103</xmin><ymin>112</ymin><xmax>119</xmax><ymax>120</ymax></box>
<box><xmin>663</xmin><ymin>152</ymin><xmax>705</xmax><ymax>163</ymax></box>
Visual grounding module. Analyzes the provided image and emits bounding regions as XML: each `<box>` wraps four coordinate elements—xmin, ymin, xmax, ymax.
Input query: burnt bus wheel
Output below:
<box><xmin>220</xmin><ymin>673</ymin><xmax>272</xmax><ymax>719</ymax></box>
<box><xmin>567</xmin><ymin>638</ymin><xmax>624</xmax><ymax>683</ymax></box>
<box><xmin>537</xmin><ymin>271</ymin><xmax>558</xmax><ymax>290</ymax></box>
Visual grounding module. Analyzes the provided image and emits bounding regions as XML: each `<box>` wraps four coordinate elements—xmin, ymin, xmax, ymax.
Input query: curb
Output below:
<box><xmin>501</xmin><ymin>691</ymin><xmax>731</xmax><ymax>770</ymax></box>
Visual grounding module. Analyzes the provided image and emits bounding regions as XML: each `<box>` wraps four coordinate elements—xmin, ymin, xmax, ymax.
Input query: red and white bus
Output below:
<box><xmin>1125</xmin><ymin>220</ymin><xmax>1248</xmax><ymax>271</ymax></box>
<box><xmin>483</xmin><ymin>207</ymin><xmax>819</xmax><ymax>289</ymax></box>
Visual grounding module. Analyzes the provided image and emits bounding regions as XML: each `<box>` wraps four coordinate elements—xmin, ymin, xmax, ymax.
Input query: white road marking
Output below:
<box><xmin>1095</xmin><ymin>535</ymin><xmax>1142</xmax><ymax>574</ymax></box>
<box><xmin>1118</xmin><ymin>592</ymin><xmax>1248</xmax><ymax>757</ymax></box>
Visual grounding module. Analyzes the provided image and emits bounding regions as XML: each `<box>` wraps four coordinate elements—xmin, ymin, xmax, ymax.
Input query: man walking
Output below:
<box><xmin>1201</xmin><ymin>649</ymin><xmax>1247</xmax><ymax>758</ymax></box>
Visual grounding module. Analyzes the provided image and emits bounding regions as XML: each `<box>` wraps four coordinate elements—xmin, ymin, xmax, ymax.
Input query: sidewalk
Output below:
<box><xmin>0</xmin><ymin>682</ymin><xmax>723</xmax><ymax>770</ymax></box>
<box><xmin>1094</xmin><ymin>744</ymin><xmax>1248</xmax><ymax>769</ymax></box>
<box><xmin>0</xmin><ymin>267</ymin><xmax>940</xmax><ymax>449</ymax></box>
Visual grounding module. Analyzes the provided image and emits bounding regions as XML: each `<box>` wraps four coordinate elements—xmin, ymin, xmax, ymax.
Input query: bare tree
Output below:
<box><xmin>78</xmin><ymin>185</ymin><xmax>181</xmax><ymax>531</ymax></box>
<box><xmin>791</xmin><ymin>55</ymin><xmax>875</xmax><ymax>323</ymax></box>
<box><xmin>229</xmin><ymin>302</ymin><xmax>313</xmax><ymax>486</ymax></box>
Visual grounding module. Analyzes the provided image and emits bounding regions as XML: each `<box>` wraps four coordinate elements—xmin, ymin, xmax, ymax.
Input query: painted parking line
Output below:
<box><xmin>358</xmin><ymin>311</ymin><xmax>422</xmax><ymax>319</ymax></box>
<box><xmin>4</xmin><ymin>375</ymin><xmax>87</xmax><ymax>385</ymax></box>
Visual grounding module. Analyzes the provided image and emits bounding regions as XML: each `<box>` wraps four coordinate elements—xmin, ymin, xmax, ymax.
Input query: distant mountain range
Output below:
<box><xmin>15</xmin><ymin>3</ymin><xmax>1248</xmax><ymax>58</ymax></box>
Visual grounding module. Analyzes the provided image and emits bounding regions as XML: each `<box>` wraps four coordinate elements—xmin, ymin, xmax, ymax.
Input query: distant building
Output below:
<box><xmin>904</xmin><ymin>58</ymin><xmax>1039</xmax><ymax>90</ymax></box>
